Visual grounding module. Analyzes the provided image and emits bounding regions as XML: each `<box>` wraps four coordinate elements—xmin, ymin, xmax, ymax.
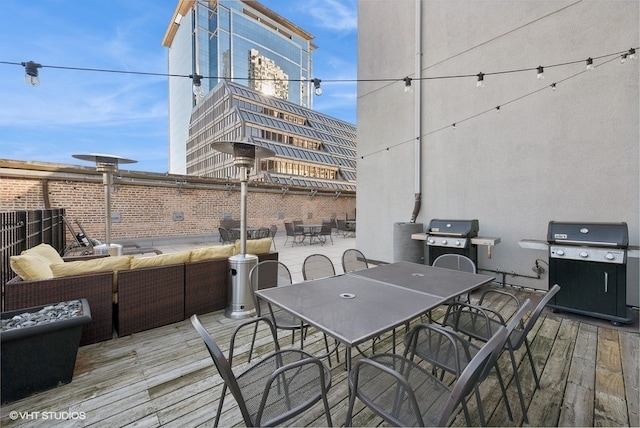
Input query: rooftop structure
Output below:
<box><xmin>186</xmin><ymin>80</ymin><xmax>357</xmax><ymax>191</ymax></box>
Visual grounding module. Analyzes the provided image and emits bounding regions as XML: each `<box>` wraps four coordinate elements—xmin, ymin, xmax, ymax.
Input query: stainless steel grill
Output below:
<box><xmin>425</xmin><ymin>219</ymin><xmax>479</xmax><ymax>266</ymax></box>
<box><xmin>547</xmin><ymin>221</ymin><xmax>633</xmax><ymax>325</ymax></box>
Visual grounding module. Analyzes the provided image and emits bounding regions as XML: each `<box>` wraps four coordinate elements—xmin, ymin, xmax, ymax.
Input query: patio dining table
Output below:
<box><xmin>255</xmin><ymin>261</ymin><xmax>495</xmax><ymax>411</ymax></box>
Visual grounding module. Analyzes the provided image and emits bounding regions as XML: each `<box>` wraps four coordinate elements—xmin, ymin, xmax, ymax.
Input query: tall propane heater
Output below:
<box><xmin>72</xmin><ymin>154</ymin><xmax>137</xmax><ymax>256</ymax></box>
<box><xmin>211</xmin><ymin>141</ymin><xmax>275</xmax><ymax>319</ymax></box>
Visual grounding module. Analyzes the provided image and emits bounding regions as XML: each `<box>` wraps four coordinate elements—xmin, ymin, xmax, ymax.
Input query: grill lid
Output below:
<box><xmin>427</xmin><ymin>219</ymin><xmax>479</xmax><ymax>237</ymax></box>
<box><xmin>547</xmin><ymin>221</ymin><xmax>628</xmax><ymax>248</ymax></box>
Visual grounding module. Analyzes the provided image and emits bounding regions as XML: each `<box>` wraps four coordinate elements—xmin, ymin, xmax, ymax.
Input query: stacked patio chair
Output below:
<box><xmin>218</xmin><ymin>227</ymin><xmax>234</xmax><ymax>245</ymax></box>
<box><xmin>191</xmin><ymin>315</ymin><xmax>333</xmax><ymax>427</ymax></box>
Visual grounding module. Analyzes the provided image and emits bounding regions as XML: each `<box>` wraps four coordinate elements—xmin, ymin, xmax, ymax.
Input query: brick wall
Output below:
<box><xmin>0</xmin><ymin>161</ymin><xmax>355</xmax><ymax>244</ymax></box>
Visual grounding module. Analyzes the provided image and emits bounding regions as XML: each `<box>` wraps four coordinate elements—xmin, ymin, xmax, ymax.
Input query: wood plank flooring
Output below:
<box><xmin>1</xmin><ymin>284</ymin><xmax>638</xmax><ymax>427</ymax></box>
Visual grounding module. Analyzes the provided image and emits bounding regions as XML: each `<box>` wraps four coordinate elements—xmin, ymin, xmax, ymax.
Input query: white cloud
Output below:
<box><xmin>307</xmin><ymin>0</ymin><xmax>357</xmax><ymax>32</ymax></box>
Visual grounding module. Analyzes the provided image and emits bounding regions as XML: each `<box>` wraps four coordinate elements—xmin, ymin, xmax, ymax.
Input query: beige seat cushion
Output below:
<box><xmin>234</xmin><ymin>237</ymin><xmax>273</xmax><ymax>255</ymax></box>
<box><xmin>10</xmin><ymin>254</ymin><xmax>54</xmax><ymax>280</ymax></box>
<box><xmin>50</xmin><ymin>255</ymin><xmax>132</xmax><ymax>278</ymax></box>
<box><xmin>22</xmin><ymin>243</ymin><xmax>64</xmax><ymax>265</ymax></box>
<box><xmin>130</xmin><ymin>251</ymin><xmax>191</xmax><ymax>269</ymax></box>
<box><xmin>189</xmin><ymin>244</ymin><xmax>235</xmax><ymax>262</ymax></box>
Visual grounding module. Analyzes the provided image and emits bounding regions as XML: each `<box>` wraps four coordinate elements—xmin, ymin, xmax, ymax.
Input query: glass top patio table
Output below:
<box><xmin>348</xmin><ymin>261</ymin><xmax>494</xmax><ymax>301</ymax></box>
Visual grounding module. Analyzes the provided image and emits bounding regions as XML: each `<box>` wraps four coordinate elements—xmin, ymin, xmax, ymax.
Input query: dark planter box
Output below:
<box><xmin>1</xmin><ymin>299</ymin><xmax>91</xmax><ymax>403</ymax></box>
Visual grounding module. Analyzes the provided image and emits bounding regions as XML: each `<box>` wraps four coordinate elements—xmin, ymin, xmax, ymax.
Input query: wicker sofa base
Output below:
<box><xmin>4</xmin><ymin>252</ymin><xmax>279</xmax><ymax>343</ymax></box>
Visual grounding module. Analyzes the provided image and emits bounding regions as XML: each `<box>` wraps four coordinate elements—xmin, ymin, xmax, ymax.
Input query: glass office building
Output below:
<box><xmin>163</xmin><ymin>0</ymin><xmax>317</xmax><ymax>175</ymax></box>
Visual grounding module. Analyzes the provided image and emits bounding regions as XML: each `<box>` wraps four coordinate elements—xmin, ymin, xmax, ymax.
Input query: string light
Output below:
<box><xmin>359</xmin><ymin>52</ymin><xmax>627</xmax><ymax>161</ymax></box>
<box><xmin>21</xmin><ymin>61</ymin><xmax>42</xmax><ymax>86</ymax></box>
<box><xmin>550</xmin><ymin>82</ymin><xmax>557</xmax><ymax>91</ymax></box>
<box><xmin>586</xmin><ymin>57</ymin><xmax>594</xmax><ymax>70</ymax></box>
<box><xmin>476</xmin><ymin>72</ymin><xmax>485</xmax><ymax>88</ymax></box>
<box><xmin>2</xmin><ymin>46</ymin><xmax>635</xmax><ymax>91</ymax></box>
<box><xmin>312</xmin><ymin>78</ymin><xmax>322</xmax><ymax>96</ymax></box>
<box><xmin>190</xmin><ymin>74</ymin><xmax>203</xmax><ymax>97</ymax></box>
<box><xmin>403</xmin><ymin>77</ymin><xmax>412</xmax><ymax>93</ymax></box>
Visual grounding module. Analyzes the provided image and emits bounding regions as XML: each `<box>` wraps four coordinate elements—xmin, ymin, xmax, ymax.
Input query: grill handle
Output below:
<box><xmin>604</xmin><ymin>271</ymin><xmax>608</xmax><ymax>293</ymax></box>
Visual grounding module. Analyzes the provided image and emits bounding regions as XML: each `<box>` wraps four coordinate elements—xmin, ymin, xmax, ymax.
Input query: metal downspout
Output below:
<box><xmin>410</xmin><ymin>0</ymin><xmax>423</xmax><ymax>223</ymax></box>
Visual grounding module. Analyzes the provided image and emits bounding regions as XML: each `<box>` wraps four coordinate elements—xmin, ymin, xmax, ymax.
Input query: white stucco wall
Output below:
<box><xmin>357</xmin><ymin>0</ymin><xmax>639</xmax><ymax>300</ymax></box>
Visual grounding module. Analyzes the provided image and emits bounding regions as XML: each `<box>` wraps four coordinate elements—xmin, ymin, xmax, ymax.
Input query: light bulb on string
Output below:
<box><xmin>536</xmin><ymin>66</ymin><xmax>544</xmax><ymax>80</ymax></box>
<box><xmin>21</xmin><ymin>61</ymin><xmax>41</xmax><ymax>86</ymax></box>
<box><xmin>403</xmin><ymin>77</ymin><xmax>413</xmax><ymax>93</ymax></box>
<box><xmin>190</xmin><ymin>74</ymin><xmax>203</xmax><ymax>97</ymax></box>
<box><xmin>550</xmin><ymin>83</ymin><xmax>557</xmax><ymax>91</ymax></box>
<box><xmin>629</xmin><ymin>48</ymin><xmax>637</xmax><ymax>60</ymax></box>
<box><xmin>476</xmin><ymin>72</ymin><xmax>485</xmax><ymax>88</ymax></box>
<box><xmin>312</xmin><ymin>78</ymin><xmax>322</xmax><ymax>96</ymax></box>
<box><xmin>495</xmin><ymin>106</ymin><xmax>501</xmax><ymax>113</ymax></box>
<box><xmin>586</xmin><ymin>57</ymin><xmax>594</xmax><ymax>71</ymax></box>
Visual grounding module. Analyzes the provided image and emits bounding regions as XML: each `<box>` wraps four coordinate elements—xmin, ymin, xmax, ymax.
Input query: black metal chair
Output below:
<box><xmin>191</xmin><ymin>315</ymin><xmax>333</xmax><ymax>427</ymax></box>
<box><xmin>442</xmin><ymin>284</ymin><xmax>561</xmax><ymax>423</ymax></box>
<box><xmin>218</xmin><ymin>227</ymin><xmax>234</xmax><ymax>245</ymax></box>
<box><xmin>284</xmin><ymin>222</ymin><xmax>304</xmax><ymax>246</ymax></box>
<box><xmin>404</xmin><ymin>299</ymin><xmax>534</xmax><ymax>426</ymax></box>
<box><xmin>248</xmin><ymin>260</ymin><xmax>309</xmax><ymax>361</ymax></box>
<box><xmin>302</xmin><ymin>254</ymin><xmax>336</xmax><ymax>280</ymax></box>
<box><xmin>336</xmin><ymin>219</ymin><xmax>349</xmax><ymax>237</ymax></box>
<box><xmin>314</xmin><ymin>220</ymin><xmax>334</xmax><ymax>245</ymax></box>
<box><xmin>342</xmin><ymin>248</ymin><xmax>369</xmax><ymax>273</ymax></box>
<box><xmin>345</xmin><ymin>325</ymin><xmax>509</xmax><ymax>427</ymax></box>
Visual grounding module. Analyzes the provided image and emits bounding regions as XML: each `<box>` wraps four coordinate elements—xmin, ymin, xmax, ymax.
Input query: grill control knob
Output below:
<box><xmin>579</xmin><ymin>251</ymin><xmax>589</xmax><ymax>258</ymax></box>
<box><xmin>455</xmin><ymin>240</ymin><xmax>461</xmax><ymax>246</ymax></box>
<box><xmin>605</xmin><ymin>253</ymin><xmax>616</xmax><ymax>261</ymax></box>
<box><xmin>441</xmin><ymin>239</ymin><xmax>448</xmax><ymax>245</ymax></box>
<box><xmin>427</xmin><ymin>238</ymin><xmax>435</xmax><ymax>244</ymax></box>
<box><xmin>556</xmin><ymin>249</ymin><xmax>565</xmax><ymax>256</ymax></box>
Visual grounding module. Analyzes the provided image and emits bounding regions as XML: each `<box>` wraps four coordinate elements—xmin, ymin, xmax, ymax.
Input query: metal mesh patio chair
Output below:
<box><xmin>404</xmin><ymin>299</ymin><xmax>534</xmax><ymax>426</ymax></box>
<box><xmin>345</xmin><ymin>326</ymin><xmax>509</xmax><ymax>427</ymax></box>
<box><xmin>218</xmin><ymin>227</ymin><xmax>234</xmax><ymax>245</ymax></box>
<box><xmin>248</xmin><ymin>260</ymin><xmax>308</xmax><ymax>361</ymax></box>
<box><xmin>442</xmin><ymin>284</ymin><xmax>561</xmax><ymax>423</ymax></box>
<box><xmin>314</xmin><ymin>220</ymin><xmax>334</xmax><ymax>245</ymax></box>
<box><xmin>191</xmin><ymin>315</ymin><xmax>333</xmax><ymax>427</ymax></box>
<box><xmin>432</xmin><ymin>253</ymin><xmax>476</xmax><ymax>273</ymax></box>
<box><xmin>342</xmin><ymin>248</ymin><xmax>369</xmax><ymax>273</ymax></box>
<box><xmin>302</xmin><ymin>254</ymin><xmax>336</xmax><ymax>280</ymax></box>
<box><xmin>284</xmin><ymin>222</ymin><xmax>304</xmax><ymax>246</ymax></box>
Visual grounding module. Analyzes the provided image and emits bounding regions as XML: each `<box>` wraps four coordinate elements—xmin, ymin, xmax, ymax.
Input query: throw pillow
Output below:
<box><xmin>50</xmin><ymin>255</ymin><xmax>132</xmax><ymax>278</ymax></box>
<box><xmin>10</xmin><ymin>254</ymin><xmax>54</xmax><ymax>280</ymax></box>
<box><xmin>130</xmin><ymin>251</ymin><xmax>191</xmax><ymax>269</ymax></box>
<box><xmin>189</xmin><ymin>244</ymin><xmax>235</xmax><ymax>262</ymax></box>
<box><xmin>234</xmin><ymin>237</ymin><xmax>273</xmax><ymax>255</ymax></box>
<box><xmin>22</xmin><ymin>243</ymin><xmax>64</xmax><ymax>265</ymax></box>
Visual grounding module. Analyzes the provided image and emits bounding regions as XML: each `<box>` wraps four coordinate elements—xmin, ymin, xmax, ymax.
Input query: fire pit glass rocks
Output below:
<box><xmin>1</xmin><ymin>299</ymin><xmax>92</xmax><ymax>403</ymax></box>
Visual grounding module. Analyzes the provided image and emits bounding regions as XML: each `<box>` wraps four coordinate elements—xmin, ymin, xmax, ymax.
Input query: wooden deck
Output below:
<box><xmin>1</xmin><ymin>284</ymin><xmax>638</xmax><ymax>427</ymax></box>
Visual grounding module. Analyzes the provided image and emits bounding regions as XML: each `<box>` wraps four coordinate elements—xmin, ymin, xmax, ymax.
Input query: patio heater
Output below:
<box><xmin>72</xmin><ymin>154</ymin><xmax>137</xmax><ymax>256</ymax></box>
<box><xmin>211</xmin><ymin>141</ymin><xmax>275</xmax><ymax>319</ymax></box>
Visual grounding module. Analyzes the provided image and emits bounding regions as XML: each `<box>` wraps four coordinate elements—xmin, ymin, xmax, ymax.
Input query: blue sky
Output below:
<box><xmin>0</xmin><ymin>0</ymin><xmax>357</xmax><ymax>173</ymax></box>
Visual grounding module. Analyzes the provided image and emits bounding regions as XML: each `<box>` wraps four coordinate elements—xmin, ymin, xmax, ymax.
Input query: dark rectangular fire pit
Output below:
<box><xmin>1</xmin><ymin>299</ymin><xmax>91</xmax><ymax>403</ymax></box>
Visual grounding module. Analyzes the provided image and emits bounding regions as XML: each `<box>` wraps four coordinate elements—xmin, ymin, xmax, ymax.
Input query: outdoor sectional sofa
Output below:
<box><xmin>5</xmin><ymin>240</ymin><xmax>277</xmax><ymax>345</ymax></box>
